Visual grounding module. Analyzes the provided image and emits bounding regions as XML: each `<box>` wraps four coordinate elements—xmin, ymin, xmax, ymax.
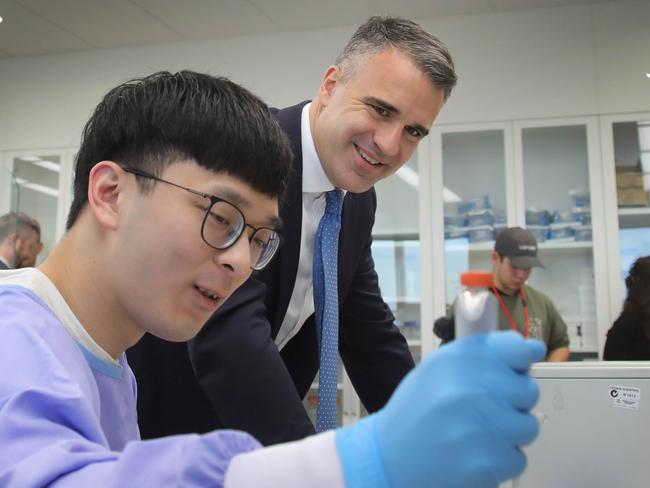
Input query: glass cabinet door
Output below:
<box><xmin>613</xmin><ymin>118</ymin><xmax>650</xmax><ymax>280</ymax></box>
<box><xmin>517</xmin><ymin>120</ymin><xmax>602</xmax><ymax>356</ymax></box>
<box><xmin>601</xmin><ymin>113</ymin><xmax>650</xmax><ymax>329</ymax></box>
<box><xmin>373</xmin><ymin>155</ymin><xmax>422</xmax><ymax>363</ymax></box>
<box><xmin>3</xmin><ymin>152</ymin><xmax>68</xmax><ymax>265</ymax></box>
<box><xmin>437</xmin><ymin>125</ymin><xmax>513</xmax><ymax>315</ymax></box>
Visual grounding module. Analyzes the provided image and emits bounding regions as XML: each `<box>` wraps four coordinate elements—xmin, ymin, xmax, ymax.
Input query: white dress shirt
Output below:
<box><xmin>225</xmin><ymin>431</ymin><xmax>344</xmax><ymax>487</ymax></box>
<box><xmin>0</xmin><ymin>256</ymin><xmax>11</xmax><ymax>269</ymax></box>
<box><xmin>274</xmin><ymin>103</ymin><xmax>340</xmax><ymax>350</ymax></box>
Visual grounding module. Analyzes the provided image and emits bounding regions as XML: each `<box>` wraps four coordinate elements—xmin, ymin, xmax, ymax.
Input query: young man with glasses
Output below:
<box><xmin>0</xmin><ymin>70</ymin><xmax>545</xmax><ymax>487</ymax></box>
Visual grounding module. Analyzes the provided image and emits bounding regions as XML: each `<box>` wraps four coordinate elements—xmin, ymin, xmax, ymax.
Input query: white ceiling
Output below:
<box><xmin>0</xmin><ymin>0</ymin><xmax>627</xmax><ymax>59</ymax></box>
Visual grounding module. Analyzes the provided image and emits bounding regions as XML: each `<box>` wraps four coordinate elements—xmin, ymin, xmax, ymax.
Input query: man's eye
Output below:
<box><xmin>210</xmin><ymin>211</ymin><xmax>230</xmax><ymax>227</ymax></box>
<box><xmin>372</xmin><ymin>104</ymin><xmax>389</xmax><ymax>117</ymax></box>
<box><xmin>406</xmin><ymin>126</ymin><xmax>423</xmax><ymax>138</ymax></box>
<box><xmin>251</xmin><ymin>236</ymin><xmax>267</xmax><ymax>249</ymax></box>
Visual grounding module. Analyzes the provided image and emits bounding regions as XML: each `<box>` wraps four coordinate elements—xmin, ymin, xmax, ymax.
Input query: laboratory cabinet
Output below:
<box><xmin>425</xmin><ymin>117</ymin><xmax>609</xmax><ymax>358</ymax></box>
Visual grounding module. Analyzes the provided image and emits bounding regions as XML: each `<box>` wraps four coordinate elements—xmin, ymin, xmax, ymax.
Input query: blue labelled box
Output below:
<box><xmin>468</xmin><ymin>225</ymin><xmax>494</xmax><ymax>243</ymax></box>
<box><xmin>549</xmin><ymin>223</ymin><xmax>574</xmax><ymax>240</ymax></box>
<box><xmin>572</xmin><ymin>224</ymin><xmax>592</xmax><ymax>242</ymax></box>
<box><xmin>467</xmin><ymin>208</ymin><xmax>494</xmax><ymax>227</ymax></box>
<box><xmin>526</xmin><ymin>208</ymin><xmax>550</xmax><ymax>225</ymax></box>
<box><xmin>493</xmin><ymin>214</ymin><xmax>507</xmax><ymax>225</ymax></box>
<box><xmin>569</xmin><ymin>189</ymin><xmax>590</xmax><ymax>207</ymax></box>
<box><xmin>458</xmin><ymin>195</ymin><xmax>492</xmax><ymax>214</ymax></box>
<box><xmin>527</xmin><ymin>225</ymin><xmax>549</xmax><ymax>243</ymax></box>
<box><xmin>445</xmin><ymin>226</ymin><xmax>469</xmax><ymax>239</ymax></box>
<box><xmin>551</xmin><ymin>209</ymin><xmax>575</xmax><ymax>224</ymax></box>
<box><xmin>572</xmin><ymin>206</ymin><xmax>591</xmax><ymax>225</ymax></box>
<box><xmin>444</xmin><ymin>214</ymin><xmax>467</xmax><ymax>227</ymax></box>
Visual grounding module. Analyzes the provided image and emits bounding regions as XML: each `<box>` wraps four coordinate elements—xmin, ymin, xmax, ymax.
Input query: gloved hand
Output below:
<box><xmin>335</xmin><ymin>331</ymin><xmax>546</xmax><ymax>488</ymax></box>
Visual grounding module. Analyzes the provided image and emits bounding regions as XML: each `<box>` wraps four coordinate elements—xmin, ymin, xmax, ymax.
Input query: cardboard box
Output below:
<box><xmin>617</xmin><ymin>187</ymin><xmax>648</xmax><ymax>207</ymax></box>
<box><xmin>616</xmin><ymin>171</ymin><xmax>644</xmax><ymax>188</ymax></box>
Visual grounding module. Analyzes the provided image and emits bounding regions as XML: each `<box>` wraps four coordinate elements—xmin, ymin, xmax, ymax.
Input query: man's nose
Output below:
<box><xmin>213</xmin><ymin>231</ymin><xmax>251</xmax><ymax>273</ymax></box>
<box><xmin>374</xmin><ymin>123</ymin><xmax>402</xmax><ymax>157</ymax></box>
<box><xmin>514</xmin><ymin>268</ymin><xmax>530</xmax><ymax>279</ymax></box>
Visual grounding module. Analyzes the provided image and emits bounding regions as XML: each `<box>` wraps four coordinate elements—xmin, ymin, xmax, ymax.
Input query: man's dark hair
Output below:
<box><xmin>335</xmin><ymin>16</ymin><xmax>457</xmax><ymax>101</ymax></box>
<box><xmin>67</xmin><ymin>70</ymin><xmax>293</xmax><ymax>229</ymax></box>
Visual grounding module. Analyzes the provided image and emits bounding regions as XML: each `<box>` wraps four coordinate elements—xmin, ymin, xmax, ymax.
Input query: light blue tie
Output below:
<box><xmin>313</xmin><ymin>189</ymin><xmax>344</xmax><ymax>432</ymax></box>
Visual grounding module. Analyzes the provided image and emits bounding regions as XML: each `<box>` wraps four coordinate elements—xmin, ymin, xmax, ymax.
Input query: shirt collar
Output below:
<box><xmin>493</xmin><ymin>285</ymin><xmax>523</xmax><ymax>297</ymax></box>
<box><xmin>0</xmin><ymin>256</ymin><xmax>11</xmax><ymax>269</ymax></box>
<box><xmin>301</xmin><ymin>103</ymin><xmax>335</xmax><ymax>195</ymax></box>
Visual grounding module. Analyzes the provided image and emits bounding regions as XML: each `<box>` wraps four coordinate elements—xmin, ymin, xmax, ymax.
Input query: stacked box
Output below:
<box><xmin>526</xmin><ymin>208</ymin><xmax>550</xmax><ymax>226</ymax></box>
<box><xmin>616</xmin><ymin>170</ymin><xmax>647</xmax><ymax>207</ymax></box>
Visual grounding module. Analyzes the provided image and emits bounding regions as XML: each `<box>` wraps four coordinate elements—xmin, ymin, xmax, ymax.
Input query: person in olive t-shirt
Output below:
<box><xmin>435</xmin><ymin>227</ymin><xmax>570</xmax><ymax>361</ymax></box>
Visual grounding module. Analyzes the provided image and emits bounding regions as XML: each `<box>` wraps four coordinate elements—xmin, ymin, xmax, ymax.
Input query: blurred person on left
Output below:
<box><xmin>0</xmin><ymin>211</ymin><xmax>43</xmax><ymax>269</ymax></box>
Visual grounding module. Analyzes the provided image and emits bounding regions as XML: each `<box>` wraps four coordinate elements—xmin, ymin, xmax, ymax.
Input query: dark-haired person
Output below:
<box><xmin>435</xmin><ymin>227</ymin><xmax>570</xmax><ymax>361</ymax></box>
<box><xmin>0</xmin><ymin>212</ymin><xmax>43</xmax><ymax>269</ymax></box>
<box><xmin>129</xmin><ymin>14</ymin><xmax>459</xmax><ymax>446</ymax></box>
<box><xmin>0</xmin><ymin>70</ymin><xmax>546</xmax><ymax>487</ymax></box>
<box><xmin>604</xmin><ymin>256</ymin><xmax>650</xmax><ymax>360</ymax></box>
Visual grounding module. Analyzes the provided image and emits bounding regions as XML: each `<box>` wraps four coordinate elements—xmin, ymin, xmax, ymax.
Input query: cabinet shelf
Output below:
<box><xmin>618</xmin><ymin>207</ymin><xmax>650</xmax><ymax>215</ymax></box>
<box><xmin>539</xmin><ymin>240</ymin><xmax>593</xmax><ymax>250</ymax></box>
<box><xmin>618</xmin><ymin>207</ymin><xmax>650</xmax><ymax>229</ymax></box>
<box><xmin>373</xmin><ymin>233</ymin><xmax>419</xmax><ymax>241</ymax></box>
<box><xmin>445</xmin><ymin>240</ymin><xmax>593</xmax><ymax>252</ymax></box>
<box><xmin>384</xmin><ymin>296</ymin><xmax>420</xmax><ymax>304</ymax></box>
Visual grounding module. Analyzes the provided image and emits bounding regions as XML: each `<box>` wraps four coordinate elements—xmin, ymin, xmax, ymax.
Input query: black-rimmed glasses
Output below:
<box><xmin>122</xmin><ymin>168</ymin><xmax>280</xmax><ymax>270</ymax></box>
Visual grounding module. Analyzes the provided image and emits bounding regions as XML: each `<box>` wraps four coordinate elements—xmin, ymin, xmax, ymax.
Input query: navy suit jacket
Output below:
<box><xmin>128</xmin><ymin>102</ymin><xmax>414</xmax><ymax>445</ymax></box>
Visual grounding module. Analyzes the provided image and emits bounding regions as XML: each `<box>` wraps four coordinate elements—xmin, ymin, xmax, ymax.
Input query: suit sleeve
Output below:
<box><xmin>188</xmin><ymin>276</ymin><xmax>316</xmax><ymax>446</ymax></box>
<box><xmin>338</xmin><ymin>192</ymin><xmax>415</xmax><ymax>413</ymax></box>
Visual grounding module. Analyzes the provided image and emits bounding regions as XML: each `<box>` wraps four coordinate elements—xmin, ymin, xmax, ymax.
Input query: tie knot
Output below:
<box><xmin>325</xmin><ymin>189</ymin><xmax>344</xmax><ymax>216</ymax></box>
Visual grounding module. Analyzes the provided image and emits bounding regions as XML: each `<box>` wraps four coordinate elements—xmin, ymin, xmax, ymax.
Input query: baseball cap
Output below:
<box><xmin>494</xmin><ymin>227</ymin><xmax>545</xmax><ymax>269</ymax></box>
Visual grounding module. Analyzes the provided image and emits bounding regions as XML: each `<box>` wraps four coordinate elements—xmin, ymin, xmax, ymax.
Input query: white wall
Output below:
<box><xmin>0</xmin><ymin>1</ymin><xmax>649</xmax><ymax>152</ymax></box>
<box><xmin>0</xmin><ymin>27</ymin><xmax>345</xmax><ymax>151</ymax></box>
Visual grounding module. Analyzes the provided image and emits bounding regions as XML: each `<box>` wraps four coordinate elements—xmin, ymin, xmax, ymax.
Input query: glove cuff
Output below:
<box><xmin>334</xmin><ymin>415</ymin><xmax>391</xmax><ymax>488</ymax></box>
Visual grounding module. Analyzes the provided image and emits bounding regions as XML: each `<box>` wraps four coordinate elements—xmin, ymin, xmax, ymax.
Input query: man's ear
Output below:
<box><xmin>87</xmin><ymin>161</ymin><xmax>128</xmax><ymax>231</ymax></box>
<box><xmin>316</xmin><ymin>65</ymin><xmax>341</xmax><ymax>107</ymax></box>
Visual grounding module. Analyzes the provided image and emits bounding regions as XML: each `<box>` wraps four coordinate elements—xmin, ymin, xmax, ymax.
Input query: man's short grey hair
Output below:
<box><xmin>0</xmin><ymin>212</ymin><xmax>41</xmax><ymax>242</ymax></box>
<box><xmin>335</xmin><ymin>16</ymin><xmax>457</xmax><ymax>101</ymax></box>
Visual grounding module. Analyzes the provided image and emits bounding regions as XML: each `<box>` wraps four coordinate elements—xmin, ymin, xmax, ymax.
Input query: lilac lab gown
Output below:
<box><xmin>0</xmin><ymin>285</ymin><xmax>261</xmax><ymax>487</ymax></box>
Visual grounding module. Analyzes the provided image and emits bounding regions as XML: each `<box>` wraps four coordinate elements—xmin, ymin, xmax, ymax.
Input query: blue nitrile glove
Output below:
<box><xmin>335</xmin><ymin>331</ymin><xmax>546</xmax><ymax>488</ymax></box>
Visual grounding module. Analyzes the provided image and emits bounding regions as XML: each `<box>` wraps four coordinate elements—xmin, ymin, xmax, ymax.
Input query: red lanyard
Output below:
<box><xmin>492</xmin><ymin>285</ymin><xmax>529</xmax><ymax>338</ymax></box>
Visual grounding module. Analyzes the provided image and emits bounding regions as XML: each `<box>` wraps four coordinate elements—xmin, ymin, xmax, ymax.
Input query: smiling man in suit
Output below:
<box><xmin>128</xmin><ymin>16</ymin><xmax>458</xmax><ymax>445</ymax></box>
